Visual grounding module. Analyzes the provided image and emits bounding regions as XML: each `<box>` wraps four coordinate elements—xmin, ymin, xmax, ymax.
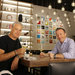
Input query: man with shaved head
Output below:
<box><xmin>0</xmin><ymin>22</ymin><xmax>30</xmax><ymax>75</ymax></box>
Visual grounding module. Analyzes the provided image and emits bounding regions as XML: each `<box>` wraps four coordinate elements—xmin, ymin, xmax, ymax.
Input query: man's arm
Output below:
<box><xmin>48</xmin><ymin>44</ymin><xmax>58</xmax><ymax>59</ymax></box>
<box><xmin>48</xmin><ymin>44</ymin><xmax>58</xmax><ymax>54</ymax></box>
<box><xmin>0</xmin><ymin>48</ymin><xmax>25</xmax><ymax>62</ymax></box>
<box><xmin>40</xmin><ymin>52</ymin><xmax>55</xmax><ymax>59</ymax></box>
<box><xmin>62</xmin><ymin>40</ymin><xmax>75</xmax><ymax>59</ymax></box>
<box><xmin>11</xmin><ymin>54</ymin><xmax>24</xmax><ymax>71</ymax></box>
<box><xmin>0</xmin><ymin>49</ymin><xmax>16</xmax><ymax>62</ymax></box>
<box><xmin>55</xmin><ymin>39</ymin><xmax>75</xmax><ymax>59</ymax></box>
<box><xmin>40</xmin><ymin>52</ymin><xmax>49</xmax><ymax>57</ymax></box>
<box><xmin>11</xmin><ymin>56</ymin><xmax>19</xmax><ymax>71</ymax></box>
<box><xmin>55</xmin><ymin>54</ymin><xmax>64</xmax><ymax>59</ymax></box>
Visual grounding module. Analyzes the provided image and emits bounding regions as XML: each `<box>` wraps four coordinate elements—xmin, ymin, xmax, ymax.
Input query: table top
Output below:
<box><xmin>21</xmin><ymin>55</ymin><xmax>75</xmax><ymax>67</ymax></box>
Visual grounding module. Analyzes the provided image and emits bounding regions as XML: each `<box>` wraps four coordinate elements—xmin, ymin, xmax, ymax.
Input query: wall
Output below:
<box><xmin>32</xmin><ymin>5</ymin><xmax>75</xmax><ymax>50</ymax></box>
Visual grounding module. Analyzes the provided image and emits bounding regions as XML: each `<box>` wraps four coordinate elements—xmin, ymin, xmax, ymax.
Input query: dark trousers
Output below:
<box><xmin>40</xmin><ymin>66</ymin><xmax>50</xmax><ymax>75</ymax></box>
<box><xmin>11</xmin><ymin>63</ymin><xmax>31</xmax><ymax>75</ymax></box>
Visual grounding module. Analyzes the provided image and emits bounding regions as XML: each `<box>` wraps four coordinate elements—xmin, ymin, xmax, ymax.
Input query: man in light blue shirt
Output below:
<box><xmin>49</xmin><ymin>37</ymin><xmax>75</xmax><ymax>59</ymax></box>
<box><xmin>40</xmin><ymin>28</ymin><xmax>75</xmax><ymax>59</ymax></box>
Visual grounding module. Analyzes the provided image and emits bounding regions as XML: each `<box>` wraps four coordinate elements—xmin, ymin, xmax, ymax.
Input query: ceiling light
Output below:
<box><xmin>66</xmin><ymin>18</ymin><xmax>69</xmax><ymax>21</ymax></box>
<box><xmin>68</xmin><ymin>25</ymin><xmax>71</xmax><ymax>27</ymax></box>
<box><xmin>35</xmin><ymin>14</ymin><xmax>38</xmax><ymax>17</ymax></box>
<box><xmin>64</xmin><ymin>13</ymin><xmax>67</xmax><ymax>17</ymax></box>
<box><xmin>53</xmin><ymin>11</ymin><xmax>56</xmax><ymax>15</ymax></box>
<box><xmin>57</xmin><ymin>0</ymin><xmax>62</xmax><ymax>4</ymax></box>
<box><xmin>48</xmin><ymin>5</ymin><xmax>52</xmax><ymax>9</ymax></box>
<box><xmin>67</xmin><ymin>22</ymin><xmax>70</xmax><ymax>24</ymax></box>
<box><xmin>71</xmin><ymin>1</ymin><xmax>75</xmax><ymax>7</ymax></box>
<box><xmin>73</xmin><ymin>9</ymin><xmax>75</xmax><ymax>13</ymax></box>
<box><xmin>41</xmin><ymin>9</ymin><xmax>44</xmax><ymax>13</ymax></box>
<box><xmin>61</xmin><ymin>7</ymin><xmax>65</xmax><ymax>11</ymax></box>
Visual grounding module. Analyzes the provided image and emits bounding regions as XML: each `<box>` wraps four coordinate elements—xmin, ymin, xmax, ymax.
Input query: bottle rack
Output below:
<box><xmin>0</xmin><ymin>0</ymin><xmax>33</xmax><ymax>50</ymax></box>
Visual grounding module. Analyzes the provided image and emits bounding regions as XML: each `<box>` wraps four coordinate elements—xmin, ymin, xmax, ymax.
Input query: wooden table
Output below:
<box><xmin>21</xmin><ymin>55</ymin><xmax>75</xmax><ymax>68</ymax></box>
<box><xmin>21</xmin><ymin>55</ymin><xmax>50</xmax><ymax>67</ymax></box>
<box><xmin>21</xmin><ymin>55</ymin><xmax>75</xmax><ymax>75</ymax></box>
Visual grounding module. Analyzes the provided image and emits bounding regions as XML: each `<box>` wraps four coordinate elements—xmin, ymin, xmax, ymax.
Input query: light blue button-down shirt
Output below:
<box><xmin>48</xmin><ymin>38</ymin><xmax>75</xmax><ymax>59</ymax></box>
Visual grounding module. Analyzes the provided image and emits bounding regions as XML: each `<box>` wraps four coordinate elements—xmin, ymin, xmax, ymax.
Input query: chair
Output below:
<box><xmin>0</xmin><ymin>70</ymin><xmax>13</xmax><ymax>75</ymax></box>
<box><xmin>49</xmin><ymin>62</ymin><xmax>75</xmax><ymax>75</ymax></box>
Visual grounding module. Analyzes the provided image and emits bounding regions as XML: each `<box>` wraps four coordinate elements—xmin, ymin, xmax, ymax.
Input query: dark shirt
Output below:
<box><xmin>0</xmin><ymin>35</ymin><xmax>21</xmax><ymax>71</ymax></box>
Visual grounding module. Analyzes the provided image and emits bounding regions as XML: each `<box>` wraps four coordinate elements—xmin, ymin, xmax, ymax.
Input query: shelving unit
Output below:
<box><xmin>0</xmin><ymin>0</ymin><xmax>33</xmax><ymax>50</ymax></box>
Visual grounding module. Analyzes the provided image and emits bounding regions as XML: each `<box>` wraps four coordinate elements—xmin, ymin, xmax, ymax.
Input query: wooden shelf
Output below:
<box><xmin>0</xmin><ymin>0</ymin><xmax>33</xmax><ymax>49</ymax></box>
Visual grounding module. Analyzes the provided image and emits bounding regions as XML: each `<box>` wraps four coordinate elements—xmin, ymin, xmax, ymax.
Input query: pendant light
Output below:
<box><xmin>73</xmin><ymin>9</ymin><xmax>75</xmax><ymax>13</ymax></box>
<box><xmin>61</xmin><ymin>7</ymin><xmax>65</xmax><ymax>11</ymax></box>
<box><xmin>35</xmin><ymin>14</ymin><xmax>38</xmax><ymax>17</ymax></box>
<box><xmin>67</xmin><ymin>21</ymin><xmax>70</xmax><ymax>24</ymax></box>
<box><xmin>64</xmin><ymin>13</ymin><xmax>67</xmax><ymax>17</ymax></box>
<box><xmin>41</xmin><ymin>9</ymin><xmax>44</xmax><ymax>13</ymax></box>
<box><xmin>48</xmin><ymin>5</ymin><xmax>52</xmax><ymax>9</ymax></box>
<box><xmin>66</xmin><ymin>18</ymin><xmax>69</xmax><ymax>21</ymax></box>
<box><xmin>68</xmin><ymin>25</ymin><xmax>71</xmax><ymax>27</ymax></box>
<box><xmin>41</xmin><ymin>0</ymin><xmax>45</xmax><ymax>13</ymax></box>
<box><xmin>57</xmin><ymin>0</ymin><xmax>62</xmax><ymax>4</ymax></box>
<box><xmin>53</xmin><ymin>2</ymin><xmax>56</xmax><ymax>15</ymax></box>
<box><xmin>48</xmin><ymin>0</ymin><xmax>52</xmax><ymax>9</ymax></box>
<box><xmin>71</xmin><ymin>0</ymin><xmax>75</xmax><ymax>7</ymax></box>
<box><xmin>53</xmin><ymin>11</ymin><xmax>56</xmax><ymax>15</ymax></box>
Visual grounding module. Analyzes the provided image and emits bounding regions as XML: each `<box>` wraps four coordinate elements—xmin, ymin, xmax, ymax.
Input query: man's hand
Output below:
<box><xmin>16</xmin><ymin>48</ymin><xmax>26</xmax><ymax>55</ymax></box>
<box><xmin>49</xmin><ymin>53</ymin><xmax>54</xmax><ymax>59</ymax></box>
<box><xmin>40</xmin><ymin>52</ymin><xmax>49</xmax><ymax>57</ymax></box>
<box><xmin>55</xmin><ymin>54</ymin><xmax>64</xmax><ymax>59</ymax></box>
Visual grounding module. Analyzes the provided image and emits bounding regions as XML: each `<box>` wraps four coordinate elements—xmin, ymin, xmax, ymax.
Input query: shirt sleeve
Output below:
<box><xmin>63</xmin><ymin>39</ymin><xmax>75</xmax><ymax>59</ymax></box>
<box><xmin>17</xmin><ymin>39</ymin><xmax>22</xmax><ymax>49</ymax></box>
<box><xmin>48</xmin><ymin>44</ymin><xmax>58</xmax><ymax>54</ymax></box>
<box><xmin>0</xmin><ymin>37</ymin><xmax>6</xmax><ymax>51</ymax></box>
